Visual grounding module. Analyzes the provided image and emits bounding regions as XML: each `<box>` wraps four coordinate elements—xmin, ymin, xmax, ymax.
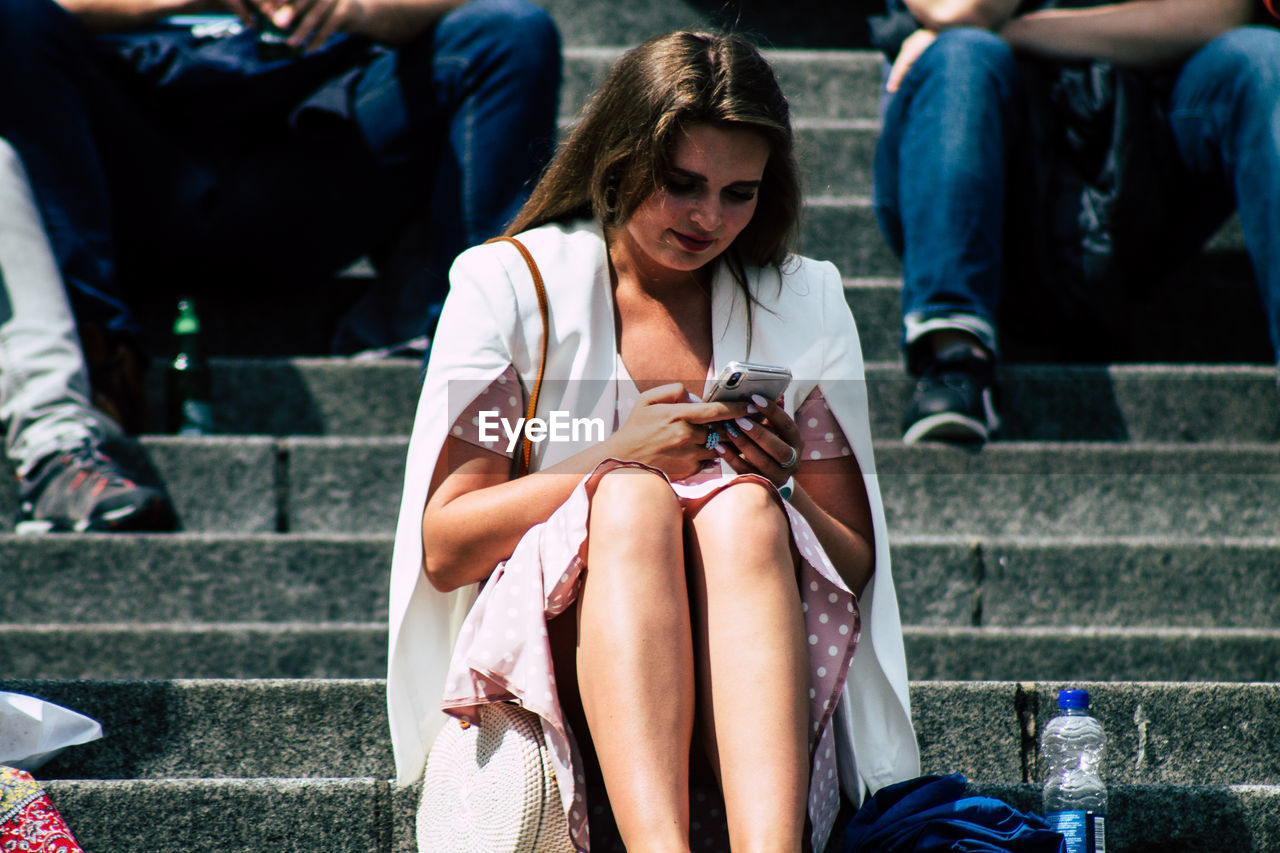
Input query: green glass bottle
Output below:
<box><xmin>165</xmin><ymin>299</ymin><xmax>215</xmax><ymax>435</ymax></box>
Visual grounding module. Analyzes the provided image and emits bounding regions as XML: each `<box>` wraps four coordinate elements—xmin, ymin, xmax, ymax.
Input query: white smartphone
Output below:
<box><xmin>705</xmin><ymin>360</ymin><xmax>792</xmax><ymax>404</ymax></box>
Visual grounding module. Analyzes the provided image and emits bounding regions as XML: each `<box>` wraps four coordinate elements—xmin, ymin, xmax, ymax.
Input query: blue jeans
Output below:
<box><xmin>0</xmin><ymin>0</ymin><xmax>561</xmax><ymax>354</ymax></box>
<box><xmin>0</xmin><ymin>139</ymin><xmax>120</xmax><ymax>475</ymax></box>
<box><xmin>874</xmin><ymin>26</ymin><xmax>1280</xmax><ymax>369</ymax></box>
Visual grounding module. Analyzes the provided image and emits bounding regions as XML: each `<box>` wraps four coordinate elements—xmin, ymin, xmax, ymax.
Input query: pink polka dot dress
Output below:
<box><xmin>438</xmin><ymin>365</ymin><xmax>862</xmax><ymax>852</ymax></box>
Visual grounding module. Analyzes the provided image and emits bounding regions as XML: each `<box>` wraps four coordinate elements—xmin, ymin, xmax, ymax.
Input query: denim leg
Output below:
<box><xmin>332</xmin><ymin>0</ymin><xmax>562</xmax><ymax>352</ymax></box>
<box><xmin>0</xmin><ymin>0</ymin><xmax>141</xmax><ymax>341</ymax></box>
<box><xmin>874</xmin><ymin>27</ymin><xmax>1021</xmax><ymax>370</ymax></box>
<box><xmin>0</xmin><ymin>140</ymin><xmax>120</xmax><ymax>476</ymax></box>
<box><xmin>426</xmin><ymin>0</ymin><xmax>561</xmax><ymax>253</ymax></box>
<box><xmin>1167</xmin><ymin>26</ymin><xmax>1280</xmax><ymax>360</ymax></box>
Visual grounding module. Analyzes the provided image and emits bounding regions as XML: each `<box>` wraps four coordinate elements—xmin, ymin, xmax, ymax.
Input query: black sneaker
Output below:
<box><xmin>16</xmin><ymin>444</ymin><xmax>178</xmax><ymax>534</ymax></box>
<box><xmin>901</xmin><ymin>345</ymin><xmax>1000</xmax><ymax>445</ymax></box>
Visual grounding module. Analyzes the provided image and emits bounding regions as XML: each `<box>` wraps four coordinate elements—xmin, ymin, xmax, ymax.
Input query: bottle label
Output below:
<box><xmin>1047</xmin><ymin>811</ymin><xmax>1105</xmax><ymax>853</ymax></box>
<box><xmin>178</xmin><ymin>400</ymin><xmax>215</xmax><ymax>435</ymax></box>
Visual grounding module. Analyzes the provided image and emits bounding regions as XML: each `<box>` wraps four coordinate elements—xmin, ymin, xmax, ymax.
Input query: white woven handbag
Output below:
<box><xmin>417</xmin><ymin>701</ymin><xmax>575</xmax><ymax>853</ymax></box>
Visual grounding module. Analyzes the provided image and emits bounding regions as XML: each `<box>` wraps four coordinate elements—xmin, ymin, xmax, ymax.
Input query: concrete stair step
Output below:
<box><xmin>4</xmin><ymin>534</ymin><xmax>1280</xmax><ymax>680</ymax></box>
<box><xmin>3</xmin><ymin>439</ymin><xmax>1269</xmax><ymax>535</ymax></box>
<box><xmin>867</xmin><ymin>362</ymin><xmax>1280</xmax><ymax>442</ymax></box>
<box><xmin>8</xmin><ymin>679</ymin><xmax>1277</xmax><ymax>785</ymax></box>
<box><xmin>0</xmin><ymin>534</ymin><xmax>390</xmax><ymax>622</ymax></box>
<box><xmin>904</xmin><ymin>627</ymin><xmax>1280</xmax><ymax>683</ymax></box>
<box><xmin>876</xmin><ymin>443</ymin><xmax>1280</xmax><ymax>538</ymax></box>
<box><xmin>11</xmin><ymin>678</ymin><xmax>1279</xmax><ymax>850</ymax></box>
<box><xmin>911</xmin><ymin>681</ymin><xmax>1280</xmax><ymax>787</ymax></box>
<box><xmin>133</xmin><ymin>357</ymin><xmax>1280</xmax><ymax>441</ymax></box>
<box><xmin>42</xmin><ymin>777</ymin><xmax>398</xmax><ymax>853</ymax></box>
<box><xmin>4</xmin><ymin>678</ymin><xmax>390</xmax><ymax>780</ymax></box>
<box><xmin>0</xmin><ymin>623</ymin><xmax>385</xmax><ymax>679</ymax></box>
<box><xmin>5</xmin><ymin>622</ymin><xmax>1277</xmax><ymax>683</ymax></box>
<box><xmin>893</xmin><ymin>537</ymin><xmax>1280</xmax><ymax>630</ymax></box>
<box><xmin>32</xmin><ymin>777</ymin><xmax>1280</xmax><ymax>853</ymax></box>
<box><xmin>141</xmin><ymin>359</ymin><xmax>423</xmax><ymax>438</ymax></box>
<box><xmin>8</xmin><ymin>535</ymin><xmax>1280</xmax><ymax>628</ymax></box>
<box><xmin>271</xmin><ymin>439</ymin><xmax>1280</xmax><ymax>536</ymax></box>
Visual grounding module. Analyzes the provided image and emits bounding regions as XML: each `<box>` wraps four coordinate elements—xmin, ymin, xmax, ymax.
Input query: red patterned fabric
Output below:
<box><xmin>0</xmin><ymin>767</ymin><xmax>83</xmax><ymax>853</ymax></box>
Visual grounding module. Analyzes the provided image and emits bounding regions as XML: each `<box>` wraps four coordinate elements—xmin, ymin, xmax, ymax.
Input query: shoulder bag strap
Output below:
<box><xmin>484</xmin><ymin>236</ymin><xmax>549</xmax><ymax>478</ymax></box>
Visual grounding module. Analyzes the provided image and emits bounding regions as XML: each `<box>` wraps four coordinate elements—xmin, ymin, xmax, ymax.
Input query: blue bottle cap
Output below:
<box><xmin>1058</xmin><ymin>689</ymin><xmax>1090</xmax><ymax>710</ymax></box>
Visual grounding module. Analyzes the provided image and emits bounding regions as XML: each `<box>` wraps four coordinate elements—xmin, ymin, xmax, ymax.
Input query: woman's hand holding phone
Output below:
<box><xmin>714</xmin><ymin>393</ymin><xmax>804</xmax><ymax>488</ymax></box>
<box><xmin>701</xmin><ymin>361</ymin><xmax>802</xmax><ymax>488</ymax></box>
<box><xmin>604</xmin><ymin>383</ymin><xmax>748</xmax><ymax>481</ymax></box>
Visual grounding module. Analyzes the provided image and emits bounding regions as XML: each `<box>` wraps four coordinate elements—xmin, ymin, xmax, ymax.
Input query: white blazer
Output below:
<box><xmin>386</xmin><ymin>220</ymin><xmax>920</xmax><ymax>803</ymax></box>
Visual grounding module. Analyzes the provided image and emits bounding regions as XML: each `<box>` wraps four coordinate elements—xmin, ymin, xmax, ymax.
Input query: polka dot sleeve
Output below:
<box><xmin>448</xmin><ymin>365</ymin><xmax>523</xmax><ymax>458</ymax></box>
<box><xmin>796</xmin><ymin>386</ymin><xmax>853</xmax><ymax>461</ymax></box>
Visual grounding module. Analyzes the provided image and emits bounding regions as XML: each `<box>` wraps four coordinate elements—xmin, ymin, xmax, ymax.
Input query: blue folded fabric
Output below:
<box><xmin>844</xmin><ymin>774</ymin><xmax>1065</xmax><ymax>853</ymax></box>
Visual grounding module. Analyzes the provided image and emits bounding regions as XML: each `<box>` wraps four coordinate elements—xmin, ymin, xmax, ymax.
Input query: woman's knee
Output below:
<box><xmin>586</xmin><ymin>469</ymin><xmax>687</xmax><ymax>599</ymax></box>
<box><xmin>692</xmin><ymin>481</ymin><xmax>791</xmax><ymax>564</ymax></box>
<box><xmin>590</xmin><ymin>467</ymin><xmax>680</xmax><ymax>536</ymax></box>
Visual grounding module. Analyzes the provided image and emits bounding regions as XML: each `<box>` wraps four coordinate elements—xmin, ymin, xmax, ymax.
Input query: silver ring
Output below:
<box><xmin>779</xmin><ymin>445</ymin><xmax>799</xmax><ymax>470</ymax></box>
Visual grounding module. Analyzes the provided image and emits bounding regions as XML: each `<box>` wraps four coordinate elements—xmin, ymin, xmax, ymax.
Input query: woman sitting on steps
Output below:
<box><xmin>387</xmin><ymin>30</ymin><xmax>920</xmax><ymax>852</ymax></box>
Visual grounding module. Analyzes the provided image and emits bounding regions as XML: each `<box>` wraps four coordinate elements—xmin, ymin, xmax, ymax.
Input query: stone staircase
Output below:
<box><xmin>3</xmin><ymin>2</ymin><xmax>1279</xmax><ymax>850</ymax></box>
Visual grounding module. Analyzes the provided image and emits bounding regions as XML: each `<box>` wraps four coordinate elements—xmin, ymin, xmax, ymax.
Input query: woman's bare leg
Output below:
<box><xmin>687</xmin><ymin>481</ymin><xmax>808</xmax><ymax>852</ymax></box>
<box><xmin>579</xmin><ymin>467</ymin><xmax>693</xmax><ymax>852</ymax></box>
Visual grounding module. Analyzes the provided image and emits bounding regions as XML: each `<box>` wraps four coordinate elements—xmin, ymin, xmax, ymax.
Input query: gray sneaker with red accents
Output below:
<box><xmin>16</xmin><ymin>443</ymin><xmax>178</xmax><ymax>534</ymax></box>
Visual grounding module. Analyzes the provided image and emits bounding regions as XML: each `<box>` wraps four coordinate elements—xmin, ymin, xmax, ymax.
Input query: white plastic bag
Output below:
<box><xmin>0</xmin><ymin>692</ymin><xmax>103</xmax><ymax>771</ymax></box>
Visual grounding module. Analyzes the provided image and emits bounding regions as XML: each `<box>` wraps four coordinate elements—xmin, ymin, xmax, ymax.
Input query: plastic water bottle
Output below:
<box><xmin>1041</xmin><ymin>689</ymin><xmax>1107</xmax><ymax>853</ymax></box>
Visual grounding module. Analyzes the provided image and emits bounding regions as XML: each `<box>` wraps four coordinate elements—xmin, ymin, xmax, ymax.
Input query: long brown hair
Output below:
<box><xmin>506</xmin><ymin>30</ymin><xmax>801</xmax><ymax>278</ymax></box>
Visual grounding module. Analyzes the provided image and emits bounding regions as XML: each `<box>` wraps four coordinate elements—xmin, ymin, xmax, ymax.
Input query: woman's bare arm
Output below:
<box><xmin>790</xmin><ymin>455</ymin><xmax>877</xmax><ymax>596</ymax></box>
<box><xmin>1000</xmin><ymin>0</ymin><xmax>1254</xmax><ymax>65</ymax></box>
<box><xmin>421</xmin><ymin>384</ymin><xmax>748</xmax><ymax>592</ymax></box>
<box><xmin>420</xmin><ymin>439</ymin><xmax>592</xmax><ymax>592</ymax></box>
<box><xmin>713</xmin><ymin>394</ymin><xmax>877</xmax><ymax>596</ymax></box>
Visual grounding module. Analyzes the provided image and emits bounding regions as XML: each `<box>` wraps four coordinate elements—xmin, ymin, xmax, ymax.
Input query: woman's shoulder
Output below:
<box><xmin>779</xmin><ymin>253</ymin><xmax>842</xmax><ymax>288</ymax></box>
<box><xmin>513</xmin><ymin>219</ymin><xmax>603</xmax><ymax>253</ymax></box>
<box><xmin>453</xmin><ymin>220</ymin><xmax>606</xmax><ymax>293</ymax></box>
<box><xmin>452</xmin><ymin>217</ymin><xmax>591</xmax><ymax>259</ymax></box>
<box><xmin>747</xmin><ymin>253</ymin><xmax>844</xmax><ymax>312</ymax></box>
<box><xmin>462</xmin><ymin>219</ymin><xmax>603</xmax><ymax>265</ymax></box>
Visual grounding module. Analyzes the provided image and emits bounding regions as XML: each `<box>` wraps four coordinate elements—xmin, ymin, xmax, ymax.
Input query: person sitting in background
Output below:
<box><xmin>872</xmin><ymin>0</ymin><xmax>1280</xmax><ymax>445</ymax></box>
<box><xmin>0</xmin><ymin>139</ymin><xmax>176</xmax><ymax>533</ymax></box>
<box><xmin>0</xmin><ymin>0</ymin><xmax>560</xmax><ymax>409</ymax></box>
<box><xmin>387</xmin><ymin>30</ymin><xmax>919</xmax><ymax>852</ymax></box>
<box><xmin>0</xmin><ymin>0</ymin><xmax>560</xmax><ymax>532</ymax></box>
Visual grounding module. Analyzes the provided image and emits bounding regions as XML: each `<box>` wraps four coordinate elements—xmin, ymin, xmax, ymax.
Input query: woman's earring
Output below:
<box><xmin>603</xmin><ymin>179</ymin><xmax>619</xmax><ymax>221</ymax></box>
